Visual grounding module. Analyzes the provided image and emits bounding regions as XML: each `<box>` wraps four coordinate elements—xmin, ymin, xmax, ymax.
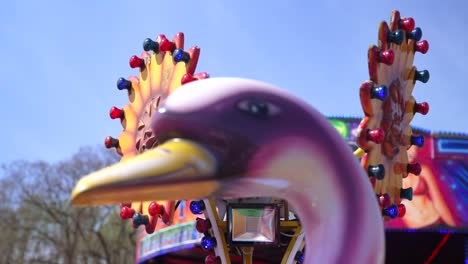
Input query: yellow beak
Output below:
<box><xmin>70</xmin><ymin>139</ymin><xmax>219</xmax><ymax>206</ymax></box>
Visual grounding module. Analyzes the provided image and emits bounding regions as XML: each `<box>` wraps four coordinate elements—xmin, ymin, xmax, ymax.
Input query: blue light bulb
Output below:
<box><xmin>132</xmin><ymin>213</ymin><xmax>149</xmax><ymax>226</ymax></box>
<box><xmin>387</xmin><ymin>29</ymin><xmax>403</xmax><ymax>45</ymax></box>
<box><xmin>414</xmin><ymin>70</ymin><xmax>430</xmax><ymax>83</ymax></box>
<box><xmin>370</xmin><ymin>86</ymin><xmax>388</xmax><ymax>101</ymax></box>
<box><xmin>400</xmin><ymin>187</ymin><xmax>413</xmax><ymax>201</ymax></box>
<box><xmin>173</xmin><ymin>48</ymin><xmax>190</xmax><ymax>63</ymax></box>
<box><xmin>190</xmin><ymin>200</ymin><xmax>206</xmax><ymax>215</ymax></box>
<box><xmin>382</xmin><ymin>204</ymin><xmax>398</xmax><ymax>219</ymax></box>
<box><xmin>295</xmin><ymin>251</ymin><xmax>305</xmax><ymax>263</ymax></box>
<box><xmin>368</xmin><ymin>164</ymin><xmax>385</xmax><ymax>180</ymax></box>
<box><xmin>201</xmin><ymin>236</ymin><xmax>217</xmax><ymax>250</ymax></box>
<box><xmin>143</xmin><ymin>38</ymin><xmax>159</xmax><ymax>52</ymax></box>
<box><xmin>117</xmin><ymin>77</ymin><xmax>132</xmax><ymax>90</ymax></box>
<box><xmin>408</xmin><ymin>27</ymin><xmax>422</xmax><ymax>41</ymax></box>
<box><xmin>411</xmin><ymin>135</ymin><xmax>424</xmax><ymax>147</ymax></box>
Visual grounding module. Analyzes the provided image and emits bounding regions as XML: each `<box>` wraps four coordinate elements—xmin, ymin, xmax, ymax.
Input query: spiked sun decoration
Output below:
<box><xmin>105</xmin><ymin>33</ymin><xmax>209</xmax><ymax>234</ymax></box>
<box><xmin>356</xmin><ymin>10</ymin><xmax>430</xmax><ymax>221</ymax></box>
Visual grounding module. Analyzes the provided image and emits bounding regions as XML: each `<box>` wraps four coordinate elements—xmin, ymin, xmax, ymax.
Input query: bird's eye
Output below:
<box><xmin>237</xmin><ymin>99</ymin><xmax>280</xmax><ymax>117</ymax></box>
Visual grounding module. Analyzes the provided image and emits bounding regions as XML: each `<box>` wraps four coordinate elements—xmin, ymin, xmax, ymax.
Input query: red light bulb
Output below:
<box><xmin>129</xmin><ymin>55</ymin><xmax>144</xmax><ymax>68</ymax></box>
<box><xmin>159</xmin><ymin>36</ymin><xmax>175</xmax><ymax>52</ymax></box>
<box><xmin>205</xmin><ymin>255</ymin><xmax>221</xmax><ymax>264</ymax></box>
<box><xmin>196</xmin><ymin>218</ymin><xmax>212</xmax><ymax>233</ymax></box>
<box><xmin>378</xmin><ymin>50</ymin><xmax>394</xmax><ymax>65</ymax></box>
<box><xmin>109</xmin><ymin>106</ymin><xmax>124</xmax><ymax>119</ymax></box>
<box><xmin>378</xmin><ymin>193</ymin><xmax>391</xmax><ymax>208</ymax></box>
<box><xmin>148</xmin><ymin>202</ymin><xmax>164</xmax><ymax>216</ymax></box>
<box><xmin>407</xmin><ymin>163</ymin><xmax>422</xmax><ymax>175</ymax></box>
<box><xmin>367</xmin><ymin>128</ymin><xmax>384</xmax><ymax>144</ymax></box>
<box><xmin>120</xmin><ymin>206</ymin><xmax>135</xmax><ymax>220</ymax></box>
<box><xmin>399</xmin><ymin>17</ymin><xmax>415</xmax><ymax>32</ymax></box>
<box><xmin>104</xmin><ymin>136</ymin><xmax>119</xmax><ymax>149</ymax></box>
<box><xmin>181</xmin><ymin>73</ymin><xmax>197</xmax><ymax>85</ymax></box>
<box><xmin>397</xmin><ymin>204</ymin><xmax>406</xmax><ymax>217</ymax></box>
<box><xmin>414</xmin><ymin>102</ymin><xmax>429</xmax><ymax>115</ymax></box>
<box><xmin>415</xmin><ymin>40</ymin><xmax>429</xmax><ymax>54</ymax></box>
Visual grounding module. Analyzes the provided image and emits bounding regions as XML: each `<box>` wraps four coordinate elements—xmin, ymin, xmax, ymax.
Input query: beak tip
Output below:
<box><xmin>70</xmin><ymin>180</ymin><xmax>91</xmax><ymax>206</ymax></box>
<box><xmin>69</xmin><ymin>192</ymin><xmax>83</xmax><ymax>206</ymax></box>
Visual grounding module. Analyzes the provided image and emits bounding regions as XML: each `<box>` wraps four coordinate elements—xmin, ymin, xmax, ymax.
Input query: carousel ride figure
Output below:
<box><xmin>71</xmin><ymin>10</ymin><xmax>430</xmax><ymax>264</ymax></box>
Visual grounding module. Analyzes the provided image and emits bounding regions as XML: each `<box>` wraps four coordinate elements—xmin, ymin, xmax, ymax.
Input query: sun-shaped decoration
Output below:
<box><xmin>357</xmin><ymin>10</ymin><xmax>430</xmax><ymax>221</ymax></box>
<box><xmin>104</xmin><ymin>33</ymin><xmax>209</xmax><ymax>233</ymax></box>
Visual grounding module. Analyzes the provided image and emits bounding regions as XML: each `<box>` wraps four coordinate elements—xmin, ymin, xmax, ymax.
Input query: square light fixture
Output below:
<box><xmin>227</xmin><ymin>203</ymin><xmax>279</xmax><ymax>246</ymax></box>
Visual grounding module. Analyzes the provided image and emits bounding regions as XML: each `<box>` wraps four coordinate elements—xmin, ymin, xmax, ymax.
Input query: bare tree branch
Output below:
<box><xmin>0</xmin><ymin>146</ymin><xmax>135</xmax><ymax>264</ymax></box>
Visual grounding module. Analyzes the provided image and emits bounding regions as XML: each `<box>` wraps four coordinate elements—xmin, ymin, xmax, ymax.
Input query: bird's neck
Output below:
<box><xmin>227</xmin><ymin>136</ymin><xmax>385</xmax><ymax>264</ymax></box>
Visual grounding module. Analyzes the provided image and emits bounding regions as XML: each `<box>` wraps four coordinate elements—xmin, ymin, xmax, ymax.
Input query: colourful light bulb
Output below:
<box><xmin>400</xmin><ymin>187</ymin><xmax>413</xmax><ymax>201</ymax></box>
<box><xmin>295</xmin><ymin>251</ymin><xmax>305</xmax><ymax>264</ymax></box>
<box><xmin>201</xmin><ymin>236</ymin><xmax>217</xmax><ymax>250</ymax></box>
<box><xmin>181</xmin><ymin>73</ymin><xmax>197</xmax><ymax>85</ymax></box>
<box><xmin>109</xmin><ymin>106</ymin><xmax>124</xmax><ymax>119</ymax></box>
<box><xmin>414</xmin><ymin>70</ymin><xmax>430</xmax><ymax>83</ymax></box>
<box><xmin>196</xmin><ymin>217</ymin><xmax>212</xmax><ymax>233</ymax></box>
<box><xmin>129</xmin><ymin>55</ymin><xmax>144</xmax><ymax>69</ymax></box>
<box><xmin>367</xmin><ymin>129</ymin><xmax>384</xmax><ymax>144</ymax></box>
<box><xmin>411</xmin><ymin>135</ymin><xmax>424</xmax><ymax>147</ymax></box>
<box><xmin>378</xmin><ymin>193</ymin><xmax>391</xmax><ymax>208</ymax></box>
<box><xmin>407</xmin><ymin>27</ymin><xmax>422</xmax><ymax>41</ymax></box>
<box><xmin>117</xmin><ymin>77</ymin><xmax>132</xmax><ymax>90</ymax></box>
<box><xmin>190</xmin><ymin>200</ymin><xmax>206</xmax><ymax>214</ymax></box>
<box><xmin>399</xmin><ymin>17</ymin><xmax>415</xmax><ymax>32</ymax></box>
<box><xmin>368</xmin><ymin>164</ymin><xmax>385</xmax><ymax>180</ymax></box>
<box><xmin>382</xmin><ymin>204</ymin><xmax>399</xmax><ymax>219</ymax></box>
<box><xmin>132</xmin><ymin>213</ymin><xmax>149</xmax><ymax>226</ymax></box>
<box><xmin>397</xmin><ymin>204</ymin><xmax>406</xmax><ymax>217</ymax></box>
<box><xmin>148</xmin><ymin>202</ymin><xmax>164</xmax><ymax>216</ymax></box>
<box><xmin>173</xmin><ymin>48</ymin><xmax>190</xmax><ymax>63</ymax></box>
<box><xmin>387</xmin><ymin>30</ymin><xmax>403</xmax><ymax>45</ymax></box>
<box><xmin>104</xmin><ymin>136</ymin><xmax>119</xmax><ymax>149</ymax></box>
<box><xmin>378</xmin><ymin>50</ymin><xmax>395</xmax><ymax>65</ymax></box>
<box><xmin>159</xmin><ymin>37</ymin><xmax>175</xmax><ymax>52</ymax></box>
<box><xmin>414</xmin><ymin>102</ymin><xmax>429</xmax><ymax>115</ymax></box>
<box><xmin>370</xmin><ymin>85</ymin><xmax>388</xmax><ymax>101</ymax></box>
<box><xmin>143</xmin><ymin>38</ymin><xmax>159</xmax><ymax>52</ymax></box>
<box><xmin>407</xmin><ymin>163</ymin><xmax>422</xmax><ymax>175</ymax></box>
<box><xmin>120</xmin><ymin>206</ymin><xmax>135</xmax><ymax>220</ymax></box>
<box><xmin>415</xmin><ymin>40</ymin><xmax>429</xmax><ymax>54</ymax></box>
<box><xmin>205</xmin><ymin>255</ymin><xmax>221</xmax><ymax>264</ymax></box>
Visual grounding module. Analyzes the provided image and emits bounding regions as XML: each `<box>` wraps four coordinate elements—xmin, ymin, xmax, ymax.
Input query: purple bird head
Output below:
<box><xmin>152</xmin><ymin>77</ymin><xmax>340</xmax><ymax>180</ymax></box>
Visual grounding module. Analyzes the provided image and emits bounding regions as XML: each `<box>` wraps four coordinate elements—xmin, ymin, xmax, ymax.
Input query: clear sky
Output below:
<box><xmin>0</xmin><ymin>0</ymin><xmax>466</xmax><ymax>164</ymax></box>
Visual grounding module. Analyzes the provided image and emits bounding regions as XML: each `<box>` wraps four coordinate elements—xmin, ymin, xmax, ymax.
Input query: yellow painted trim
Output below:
<box><xmin>241</xmin><ymin>247</ymin><xmax>253</xmax><ymax>264</ymax></box>
<box><xmin>280</xmin><ymin>226</ymin><xmax>303</xmax><ymax>264</ymax></box>
<box><xmin>206</xmin><ymin>199</ymin><xmax>231</xmax><ymax>264</ymax></box>
<box><xmin>354</xmin><ymin>147</ymin><xmax>366</xmax><ymax>159</ymax></box>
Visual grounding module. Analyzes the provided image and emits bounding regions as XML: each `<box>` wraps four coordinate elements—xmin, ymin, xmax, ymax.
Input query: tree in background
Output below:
<box><xmin>0</xmin><ymin>146</ymin><xmax>136</xmax><ymax>264</ymax></box>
